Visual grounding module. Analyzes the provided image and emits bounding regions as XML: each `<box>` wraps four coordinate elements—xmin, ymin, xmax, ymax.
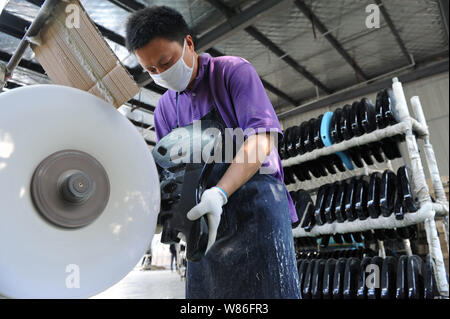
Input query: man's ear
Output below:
<box><xmin>186</xmin><ymin>35</ymin><xmax>195</xmax><ymax>51</ymax></box>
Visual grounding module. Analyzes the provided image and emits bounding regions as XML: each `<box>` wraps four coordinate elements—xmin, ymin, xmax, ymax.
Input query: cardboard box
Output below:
<box><xmin>30</xmin><ymin>0</ymin><xmax>139</xmax><ymax>108</ymax></box>
<box><xmin>436</xmin><ymin>220</ymin><xmax>449</xmax><ymax>273</ymax></box>
<box><xmin>427</xmin><ymin>176</ymin><xmax>449</xmax><ymax>202</ymax></box>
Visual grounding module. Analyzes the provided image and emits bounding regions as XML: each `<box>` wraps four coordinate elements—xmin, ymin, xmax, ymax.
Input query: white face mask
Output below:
<box><xmin>150</xmin><ymin>39</ymin><xmax>195</xmax><ymax>92</ymax></box>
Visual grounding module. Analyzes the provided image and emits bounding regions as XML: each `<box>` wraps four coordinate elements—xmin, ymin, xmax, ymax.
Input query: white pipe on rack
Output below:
<box><xmin>282</xmin><ymin>119</ymin><xmax>428</xmax><ymax>169</ymax></box>
<box><xmin>410</xmin><ymin>96</ymin><xmax>449</xmax><ymax>216</ymax></box>
<box><xmin>378</xmin><ymin>241</ymin><xmax>386</xmax><ymax>258</ymax></box>
<box><xmin>432</xmin><ymin>202</ymin><xmax>449</xmax><ymax>216</ymax></box>
<box><xmin>410</xmin><ymin>96</ymin><xmax>429</xmax><ymax>134</ymax></box>
<box><xmin>292</xmin><ymin>200</ymin><xmax>448</xmax><ymax>237</ymax></box>
<box><xmin>386</xmin><ymin>160</ymin><xmax>394</xmax><ymax>171</ymax></box>
<box><xmin>403</xmin><ymin>239</ymin><xmax>413</xmax><ymax>257</ymax></box>
<box><xmin>392</xmin><ymin>78</ymin><xmax>410</xmax><ymax>121</ymax></box>
<box><xmin>438</xmin><ymin>218</ymin><xmax>449</xmax><ymax>258</ymax></box>
<box><xmin>424</xmin><ymin>217</ymin><xmax>449</xmax><ymax>297</ymax></box>
<box><xmin>393</xmin><ymin>79</ymin><xmax>449</xmax><ymax>297</ymax></box>
<box><xmin>405</xmin><ymin>133</ymin><xmax>431</xmax><ymax>204</ymax></box>
<box><xmin>392</xmin><ymin>79</ymin><xmax>430</xmax><ymax>205</ymax></box>
<box><xmin>282</xmin><ymin>122</ymin><xmax>408</xmax><ymax>167</ymax></box>
<box><xmin>410</xmin><ymin>118</ymin><xmax>429</xmax><ymax>138</ymax></box>
<box><xmin>410</xmin><ymin>96</ymin><xmax>449</xmax><ymax>295</ymax></box>
<box><xmin>292</xmin><ymin>202</ymin><xmax>435</xmax><ymax>237</ymax></box>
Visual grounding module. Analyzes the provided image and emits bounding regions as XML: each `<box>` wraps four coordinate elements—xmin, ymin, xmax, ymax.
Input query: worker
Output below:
<box><xmin>125</xmin><ymin>6</ymin><xmax>300</xmax><ymax>299</ymax></box>
<box><xmin>170</xmin><ymin>243</ymin><xmax>178</xmax><ymax>272</ymax></box>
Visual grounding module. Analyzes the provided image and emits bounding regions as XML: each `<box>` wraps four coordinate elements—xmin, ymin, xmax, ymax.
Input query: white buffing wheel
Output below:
<box><xmin>0</xmin><ymin>85</ymin><xmax>160</xmax><ymax>298</ymax></box>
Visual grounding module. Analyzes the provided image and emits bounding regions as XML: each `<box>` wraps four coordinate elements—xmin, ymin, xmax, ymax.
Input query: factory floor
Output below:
<box><xmin>91</xmin><ymin>268</ymin><xmax>186</xmax><ymax>299</ymax></box>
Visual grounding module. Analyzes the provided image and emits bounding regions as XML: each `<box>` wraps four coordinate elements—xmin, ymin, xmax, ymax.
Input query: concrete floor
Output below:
<box><xmin>91</xmin><ymin>269</ymin><xmax>186</xmax><ymax>299</ymax></box>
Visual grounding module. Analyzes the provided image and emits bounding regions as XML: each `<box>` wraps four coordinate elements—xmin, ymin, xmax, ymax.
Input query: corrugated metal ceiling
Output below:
<box><xmin>1</xmin><ymin>0</ymin><xmax>448</xmax><ymax>111</ymax></box>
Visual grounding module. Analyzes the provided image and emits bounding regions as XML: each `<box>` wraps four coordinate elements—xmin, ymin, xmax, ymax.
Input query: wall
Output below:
<box><xmin>150</xmin><ymin>233</ymin><xmax>172</xmax><ymax>269</ymax></box>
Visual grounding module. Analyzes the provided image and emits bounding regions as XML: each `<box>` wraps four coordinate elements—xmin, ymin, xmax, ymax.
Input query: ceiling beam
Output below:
<box><xmin>0</xmin><ymin>10</ymin><xmax>29</xmax><ymax>39</ymax></box>
<box><xmin>21</xmin><ymin>0</ymin><xmax>46</xmax><ymax>6</ymax></box>
<box><xmin>196</xmin><ymin>0</ymin><xmax>283</xmax><ymax>51</ymax></box>
<box><xmin>438</xmin><ymin>0</ymin><xmax>449</xmax><ymax>41</ymax></box>
<box><xmin>95</xmin><ymin>24</ymin><xmax>126</xmax><ymax>47</ymax></box>
<box><xmin>205</xmin><ymin>0</ymin><xmax>331</xmax><ymax>96</ymax></box>
<box><xmin>3</xmin><ymin>81</ymin><xmax>22</xmax><ymax>90</ymax></box>
<box><xmin>127</xmin><ymin>117</ymin><xmax>155</xmax><ymax>130</ymax></box>
<box><xmin>145</xmin><ymin>140</ymin><xmax>156</xmax><ymax>147</ymax></box>
<box><xmin>374</xmin><ymin>0</ymin><xmax>413</xmax><ymax>64</ymax></box>
<box><xmin>204</xmin><ymin>0</ymin><xmax>234</xmax><ymax>18</ymax></box>
<box><xmin>294</xmin><ymin>0</ymin><xmax>369</xmax><ymax>81</ymax></box>
<box><xmin>244</xmin><ymin>26</ymin><xmax>332</xmax><ymax>94</ymax></box>
<box><xmin>27</xmin><ymin>0</ymin><xmax>147</xmax><ymax>13</ymax></box>
<box><xmin>277</xmin><ymin>59</ymin><xmax>449</xmax><ymax>120</ymax></box>
<box><xmin>106</xmin><ymin>0</ymin><xmax>145</xmax><ymax>12</ymax></box>
<box><xmin>127</xmin><ymin>98</ymin><xmax>156</xmax><ymax>114</ymax></box>
<box><xmin>0</xmin><ymin>49</ymin><xmax>45</xmax><ymax>74</ymax></box>
<box><xmin>206</xmin><ymin>47</ymin><xmax>300</xmax><ymax>106</ymax></box>
<box><xmin>259</xmin><ymin>78</ymin><xmax>300</xmax><ymax>106</ymax></box>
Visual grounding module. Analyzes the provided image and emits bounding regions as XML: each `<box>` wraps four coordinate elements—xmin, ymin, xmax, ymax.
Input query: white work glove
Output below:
<box><xmin>186</xmin><ymin>186</ymin><xmax>228</xmax><ymax>254</ymax></box>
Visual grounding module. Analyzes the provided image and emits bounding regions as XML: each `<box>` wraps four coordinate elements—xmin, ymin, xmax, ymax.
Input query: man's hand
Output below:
<box><xmin>186</xmin><ymin>187</ymin><xmax>228</xmax><ymax>253</ymax></box>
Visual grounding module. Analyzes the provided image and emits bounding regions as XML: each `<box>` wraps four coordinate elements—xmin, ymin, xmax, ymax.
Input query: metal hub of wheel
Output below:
<box><xmin>30</xmin><ymin>150</ymin><xmax>110</xmax><ymax>228</ymax></box>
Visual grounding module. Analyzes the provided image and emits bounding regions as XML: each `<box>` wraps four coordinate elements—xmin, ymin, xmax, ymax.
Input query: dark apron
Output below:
<box><xmin>178</xmin><ymin>64</ymin><xmax>301</xmax><ymax>299</ymax></box>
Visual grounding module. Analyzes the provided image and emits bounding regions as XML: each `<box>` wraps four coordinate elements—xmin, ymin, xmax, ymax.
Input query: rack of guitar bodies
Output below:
<box><xmin>280</xmin><ymin>78</ymin><xmax>449</xmax><ymax>298</ymax></box>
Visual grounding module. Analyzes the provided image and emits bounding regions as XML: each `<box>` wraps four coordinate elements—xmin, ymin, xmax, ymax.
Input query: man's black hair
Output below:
<box><xmin>125</xmin><ymin>6</ymin><xmax>191</xmax><ymax>52</ymax></box>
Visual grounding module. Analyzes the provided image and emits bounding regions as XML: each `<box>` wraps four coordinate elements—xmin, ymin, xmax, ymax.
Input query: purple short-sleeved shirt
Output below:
<box><xmin>154</xmin><ymin>53</ymin><xmax>297</xmax><ymax>223</ymax></box>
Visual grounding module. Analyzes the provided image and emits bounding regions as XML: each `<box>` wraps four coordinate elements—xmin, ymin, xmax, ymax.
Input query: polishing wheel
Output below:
<box><xmin>0</xmin><ymin>85</ymin><xmax>160</xmax><ymax>298</ymax></box>
<box><xmin>30</xmin><ymin>150</ymin><xmax>110</xmax><ymax>229</ymax></box>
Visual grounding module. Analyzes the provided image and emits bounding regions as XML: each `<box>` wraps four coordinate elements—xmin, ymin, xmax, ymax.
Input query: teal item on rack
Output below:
<box><xmin>320</xmin><ymin>111</ymin><xmax>354</xmax><ymax>170</ymax></box>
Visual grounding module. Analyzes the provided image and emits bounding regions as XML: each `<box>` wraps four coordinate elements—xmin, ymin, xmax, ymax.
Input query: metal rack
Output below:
<box><xmin>284</xmin><ymin>78</ymin><xmax>449</xmax><ymax>297</ymax></box>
